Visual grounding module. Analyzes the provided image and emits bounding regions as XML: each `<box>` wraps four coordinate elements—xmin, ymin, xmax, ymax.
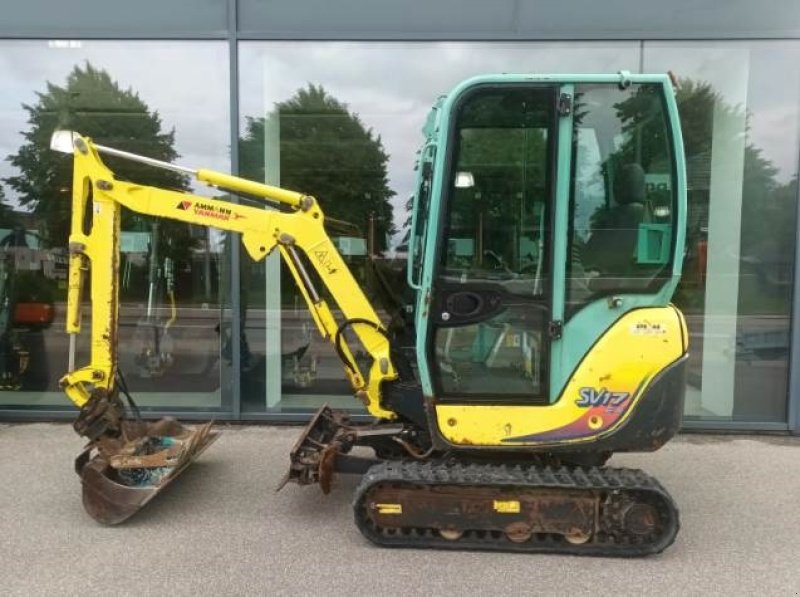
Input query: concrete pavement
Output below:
<box><xmin>1</xmin><ymin>423</ymin><xmax>799</xmax><ymax>596</ymax></box>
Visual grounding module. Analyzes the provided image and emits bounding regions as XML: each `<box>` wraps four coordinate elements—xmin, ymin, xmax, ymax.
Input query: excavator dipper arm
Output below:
<box><xmin>54</xmin><ymin>131</ymin><xmax>398</xmax><ymax>524</ymax></box>
<box><xmin>59</xmin><ymin>132</ymin><xmax>397</xmax><ymax>421</ymax></box>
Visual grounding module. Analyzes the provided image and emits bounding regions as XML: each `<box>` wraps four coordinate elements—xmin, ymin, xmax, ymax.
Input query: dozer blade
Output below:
<box><xmin>279</xmin><ymin>404</ymin><xmax>402</xmax><ymax>494</ymax></box>
<box><xmin>279</xmin><ymin>404</ymin><xmax>348</xmax><ymax>494</ymax></box>
<box><xmin>74</xmin><ymin>419</ymin><xmax>219</xmax><ymax>525</ymax></box>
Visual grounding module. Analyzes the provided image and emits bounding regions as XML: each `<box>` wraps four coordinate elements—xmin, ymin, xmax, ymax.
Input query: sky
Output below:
<box><xmin>0</xmin><ymin>40</ymin><xmax>231</xmax><ymax>202</ymax></box>
<box><xmin>239</xmin><ymin>41</ymin><xmax>641</xmax><ymax>232</ymax></box>
<box><xmin>0</xmin><ymin>39</ymin><xmax>798</xmax><ymax>239</ymax></box>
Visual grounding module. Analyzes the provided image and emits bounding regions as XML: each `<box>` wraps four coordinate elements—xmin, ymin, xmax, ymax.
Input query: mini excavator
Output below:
<box><xmin>55</xmin><ymin>72</ymin><xmax>688</xmax><ymax>556</ymax></box>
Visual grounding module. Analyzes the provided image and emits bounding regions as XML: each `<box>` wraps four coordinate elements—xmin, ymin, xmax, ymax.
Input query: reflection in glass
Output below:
<box><xmin>0</xmin><ymin>41</ymin><xmax>230</xmax><ymax>410</ymax></box>
<box><xmin>238</xmin><ymin>84</ymin><xmax>399</xmax><ymax>412</ymax></box>
<box><xmin>566</xmin><ymin>83</ymin><xmax>675</xmax><ymax>313</ymax></box>
<box><xmin>645</xmin><ymin>41</ymin><xmax>800</xmax><ymax>422</ymax></box>
<box><xmin>238</xmin><ymin>41</ymin><xmax>640</xmax><ymax>413</ymax></box>
<box><xmin>432</xmin><ymin>85</ymin><xmax>555</xmax><ymax>399</ymax></box>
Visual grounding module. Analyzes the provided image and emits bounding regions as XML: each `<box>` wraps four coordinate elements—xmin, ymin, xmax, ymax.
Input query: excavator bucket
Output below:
<box><xmin>74</xmin><ymin>418</ymin><xmax>218</xmax><ymax>525</ymax></box>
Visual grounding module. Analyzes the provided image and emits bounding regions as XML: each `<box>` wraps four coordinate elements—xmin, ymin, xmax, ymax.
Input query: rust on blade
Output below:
<box><xmin>318</xmin><ymin>444</ymin><xmax>339</xmax><ymax>495</ymax></box>
<box><xmin>280</xmin><ymin>404</ymin><xmax>352</xmax><ymax>491</ymax></box>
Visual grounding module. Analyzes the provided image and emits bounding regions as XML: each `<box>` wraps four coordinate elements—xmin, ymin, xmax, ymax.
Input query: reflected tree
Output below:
<box><xmin>0</xmin><ymin>186</ymin><xmax>17</xmax><ymax>228</ymax></box>
<box><xmin>239</xmin><ymin>84</ymin><xmax>395</xmax><ymax>250</ymax></box>
<box><xmin>445</xmin><ymin>88</ymin><xmax>551</xmax><ymax>275</ymax></box>
<box><xmin>4</xmin><ymin>63</ymin><xmax>195</xmax><ymax>264</ymax></box>
<box><xmin>665</xmin><ymin>79</ymin><xmax>796</xmax><ymax>313</ymax></box>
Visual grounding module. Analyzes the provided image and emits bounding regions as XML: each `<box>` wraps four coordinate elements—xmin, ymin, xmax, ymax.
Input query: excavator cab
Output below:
<box><xmin>288</xmin><ymin>73</ymin><xmax>688</xmax><ymax>555</ymax></box>
<box><xmin>54</xmin><ymin>72</ymin><xmax>687</xmax><ymax>555</ymax></box>
<box><xmin>406</xmin><ymin>73</ymin><xmax>686</xmax><ymax>449</ymax></box>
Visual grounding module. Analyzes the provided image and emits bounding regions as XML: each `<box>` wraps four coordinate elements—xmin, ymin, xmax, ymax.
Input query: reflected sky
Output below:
<box><xmin>645</xmin><ymin>41</ymin><xmax>800</xmax><ymax>184</ymax></box>
<box><xmin>0</xmin><ymin>40</ymin><xmax>230</xmax><ymax>205</ymax></box>
<box><xmin>240</xmin><ymin>41</ymin><xmax>640</xmax><ymax>233</ymax></box>
<box><xmin>0</xmin><ymin>40</ymin><xmax>797</xmax><ymax>237</ymax></box>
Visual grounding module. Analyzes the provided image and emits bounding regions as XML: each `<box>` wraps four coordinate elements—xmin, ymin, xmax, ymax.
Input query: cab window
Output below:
<box><xmin>566</xmin><ymin>83</ymin><xmax>676</xmax><ymax>314</ymax></box>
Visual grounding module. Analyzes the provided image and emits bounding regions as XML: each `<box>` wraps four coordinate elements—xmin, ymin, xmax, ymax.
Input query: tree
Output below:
<box><xmin>609</xmin><ymin>78</ymin><xmax>793</xmax><ymax>314</ymax></box>
<box><xmin>239</xmin><ymin>84</ymin><xmax>396</xmax><ymax>250</ymax></box>
<box><xmin>0</xmin><ymin>186</ymin><xmax>18</xmax><ymax>229</ymax></box>
<box><xmin>4</xmin><ymin>63</ymin><xmax>194</xmax><ymax>263</ymax></box>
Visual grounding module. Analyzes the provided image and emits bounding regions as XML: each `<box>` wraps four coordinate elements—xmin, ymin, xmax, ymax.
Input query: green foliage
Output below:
<box><xmin>673</xmin><ymin>80</ymin><xmax>717</xmax><ymax>157</ymax></box>
<box><xmin>442</xmin><ymin>88</ymin><xmax>552</xmax><ymax>273</ymax></box>
<box><xmin>239</xmin><ymin>84</ymin><xmax>395</xmax><ymax>250</ymax></box>
<box><xmin>451</xmin><ymin>127</ymin><xmax>547</xmax><ymax>268</ymax></box>
<box><xmin>665</xmin><ymin>78</ymin><xmax>794</xmax><ymax>315</ymax></box>
<box><xmin>0</xmin><ymin>186</ymin><xmax>18</xmax><ymax>229</ymax></box>
<box><xmin>3</xmin><ymin>62</ymin><xmax>195</xmax><ymax>262</ymax></box>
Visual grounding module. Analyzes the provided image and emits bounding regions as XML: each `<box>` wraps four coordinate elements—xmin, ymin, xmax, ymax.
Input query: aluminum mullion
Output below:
<box><xmin>227</xmin><ymin>0</ymin><xmax>242</xmax><ymax>419</ymax></box>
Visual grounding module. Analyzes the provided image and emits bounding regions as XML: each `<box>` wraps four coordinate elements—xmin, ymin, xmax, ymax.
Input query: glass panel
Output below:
<box><xmin>408</xmin><ymin>153</ymin><xmax>433</xmax><ymax>287</ymax></box>
<box><xmin>566</xmin><ymin>82</ymin><xmax>676</xmax><ymax>314</ymax></box>
<box><xmin>238</xmin><ymin>41</ymin><xmax>640</xmax><ymax>414</ymax></box>
<box><xmin>431</xmin><ymin>85</ymin><xmax>555</xmax><ymax>399</ymax></box>
<box><xmin>0</xmin><ymin>40</ymin><xmax>231</xmax><ymax>412</ymax></box>
<box><xmin>435</xmin><ymin>308</ymin><xmax>547</xmax><ymax>396</ymax></box>
<box><xmin>441</xmin><ymin>87</ymin><xmax>553</xmax><ymax>293</ymax></box>
<box><xmin>644</xmin><ymin>41</ymin><xmax>800</xmax><ymax>423</ymax></box>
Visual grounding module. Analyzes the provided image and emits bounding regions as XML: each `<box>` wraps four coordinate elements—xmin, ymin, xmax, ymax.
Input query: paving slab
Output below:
<box><xmin>1</xmin><ymin>423</ymin><xmax>799</xmax><ymax>596</ymax></box>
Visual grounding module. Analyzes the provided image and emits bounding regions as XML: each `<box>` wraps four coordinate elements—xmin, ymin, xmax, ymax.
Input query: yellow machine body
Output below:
<box><xmin>436</xmin><ymin>306</ymin><xmax>686</xmax><ymax>447</ymax></box>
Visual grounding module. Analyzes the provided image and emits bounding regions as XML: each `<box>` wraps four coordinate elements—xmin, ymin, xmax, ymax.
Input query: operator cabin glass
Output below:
<box><xmin>432</xmin><ymin>81</ymin><xmax>677</xmax><ymax>401</ymax></box>
<box><xmin>433</xmin><ymin>86</ymin><xmax>556</xmax><ymax>398</ymax></box>
<box><xmin>566</xmin><ymin>82</ymin><xmax>676</xmax><ymax>314</ymax></box>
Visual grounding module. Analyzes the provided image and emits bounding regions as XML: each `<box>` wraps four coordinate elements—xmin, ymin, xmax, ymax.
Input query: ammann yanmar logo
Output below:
<box><xmin>176</xmin><ymin>200</ymin><xmax>244</xmax><ymax>222</ymax></box>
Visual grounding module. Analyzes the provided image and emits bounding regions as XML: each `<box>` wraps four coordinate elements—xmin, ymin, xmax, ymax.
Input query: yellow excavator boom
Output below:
<box><xmin>57</xmin><ymin>131</ymin><xmax>396</xmax><ymax>419</ymax></box>
<box><xmin>53</xmin><ymin>130</ymin><xmax>400</xmax><ymax>524</ymax></box>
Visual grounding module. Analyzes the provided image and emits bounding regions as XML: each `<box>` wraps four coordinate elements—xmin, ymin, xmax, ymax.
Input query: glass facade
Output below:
<box><xmin>0</xmin><ymin>33</ymin><xmax>797</xmax><ymax>430</ymax></box>
<box><xmin>645</xmin><ymin>42</ymin><xmax>800</xmax><ymax>422</ymax></box>
<box><xmin>0</xmin><ymin>40</ymin><xmax>232</xmax><ymax>411</ymax></box>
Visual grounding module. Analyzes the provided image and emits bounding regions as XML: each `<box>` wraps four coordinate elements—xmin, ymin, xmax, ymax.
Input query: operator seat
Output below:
<box><xmin>585</xmin><ymin>163</ymin><xmax>646</xmax><ymax>278</ymax></box>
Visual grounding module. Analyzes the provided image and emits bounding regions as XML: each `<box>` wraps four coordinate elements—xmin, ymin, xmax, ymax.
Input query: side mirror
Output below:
<box><xmin>50</xmin><ymin>130</ymin><xmax>78</xmax><ymax>154</ymax></box>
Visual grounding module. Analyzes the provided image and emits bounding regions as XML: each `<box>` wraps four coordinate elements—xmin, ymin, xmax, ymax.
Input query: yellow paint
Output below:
<box><xmin>435</xmin><ymin>307</ymin><xmax>687</xmax><ymax>447</ymax></box>
<box><xmin>493</xmin><ymin>500</ymin><xmax>521</xmax><ymax>513</ymax></box>
<box><xmin>60</xmin><ymin>135</ymin><xmax>396</xmax><ymax>418</ymax></box>
<box><xmin>376</xmin><ymin>503</ymin><xmax>403</xmax><ymax>515</ymax></box>
<box><xmin>196</xmin><ymin>168</ymin><xmax>308</xmax><ymax>209</ymax></box>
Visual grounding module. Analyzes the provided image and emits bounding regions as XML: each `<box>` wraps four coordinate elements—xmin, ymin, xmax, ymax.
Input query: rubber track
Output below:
<box><xmin>353</xmin><ymin>460</ymin><xmax>679</xmax><ymax>557</ymax></box>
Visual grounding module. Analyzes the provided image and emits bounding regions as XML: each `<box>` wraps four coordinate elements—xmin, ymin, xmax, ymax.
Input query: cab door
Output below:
<box><xmin>423</xmin><ymin>83</ymin><xmax>562</xmax><ymax>402</ymax></box>
<box><xmin>553</xmin><ymin>80</ymin><xmax>681</xmax><ymax>400</ymax></box>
